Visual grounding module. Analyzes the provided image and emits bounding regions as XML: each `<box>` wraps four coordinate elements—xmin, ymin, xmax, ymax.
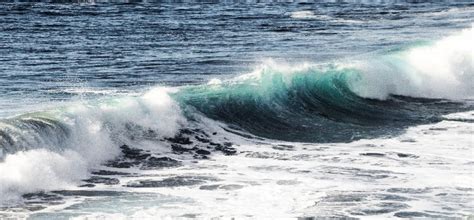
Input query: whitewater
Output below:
<box><xmin>0</xmin><ymin>2</ymin><xmax>473</xmax><ymax>219</ymax></box>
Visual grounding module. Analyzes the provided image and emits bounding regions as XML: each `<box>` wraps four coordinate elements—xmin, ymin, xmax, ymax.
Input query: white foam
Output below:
<box><xmin>290</xmin><ymin>11</ymin><xmax>317</xmax><ymax>19</ymax></box>
<box><xmin>207</xmin><ymin>78</ymin><xmax>222</xmax><ymax>85</ymax></box>
<box><xmin>0</xmin><ymin>87</ymin><xmax>185</xmax><ymax>203</ymax></box>
<box><xmin>350</xmin><ymin>26</ymin><xmax>474</xmax><ymax>100</ymax></box>
<box><xmin>73</xmin><ymin>110</ymin><xmax>473</xmax><ymax>218</ymax></box>
<box><xmin>41</xmin><ymin>109</ymin><xmax>473</xmax><ymax>219</ymax></box>
<box><xmin>0</xmin><ymin>149</ymin><xmax>88</xmax><ymax>202</ymax></box>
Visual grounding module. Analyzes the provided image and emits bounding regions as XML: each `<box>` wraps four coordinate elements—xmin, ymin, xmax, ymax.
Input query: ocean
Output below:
<box><xmin>0</xmin><ymin>0</ymin><xmax>473</xmax><ymax>219</ymax></box>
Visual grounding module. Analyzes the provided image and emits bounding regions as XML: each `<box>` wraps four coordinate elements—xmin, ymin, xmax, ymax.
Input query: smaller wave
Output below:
<box><xmin>289</xmin><ymin>10</ymin><xmax>363</xmax><ymax>23</ymax></box>
<box><xmin>289</xmin><ymin>10</ymin><xmax>330</xmax><ymax>20</ymax></box>
<box><xmin>0</xmin><ymin>87</ymin><xmax>185</xmax><ymax>202</ymax></box>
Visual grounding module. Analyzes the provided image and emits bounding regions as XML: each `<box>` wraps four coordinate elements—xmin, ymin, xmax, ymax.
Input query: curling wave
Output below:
<box><xmin>176</xmin><ymin>27</ymin><xmax>473</xmax><ymax>142</ymax></box>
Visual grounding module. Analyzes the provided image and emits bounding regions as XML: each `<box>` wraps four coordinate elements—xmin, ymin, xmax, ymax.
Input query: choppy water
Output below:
<box><xmin>0</xmin><ymin>1</ymin><xmax>473</xmax><ymax>219</ymax></box>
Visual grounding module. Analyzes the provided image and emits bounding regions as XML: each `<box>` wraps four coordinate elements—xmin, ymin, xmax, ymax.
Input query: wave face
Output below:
<box><xmin>176</xmin><ymin>28</ymin><xmax>474</xmax><ymax>142</ymax></box>
<box><xmin>176</xmin><ymin>63</ymin><xmax>469</xmax><ymax>142</ymax></box>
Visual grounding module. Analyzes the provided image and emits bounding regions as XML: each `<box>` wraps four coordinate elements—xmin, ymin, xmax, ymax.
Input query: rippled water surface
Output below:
<box><xmin>0</xmin><ymin>1</ymin><xmax>472</xmax><ymax>115</ymax></box>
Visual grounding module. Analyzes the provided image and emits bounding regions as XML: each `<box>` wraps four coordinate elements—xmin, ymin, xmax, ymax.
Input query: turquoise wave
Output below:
<box><xmin>176</xmin><ymin>64</ymin><xmax>470</xmax><ymax>142</ymax></box>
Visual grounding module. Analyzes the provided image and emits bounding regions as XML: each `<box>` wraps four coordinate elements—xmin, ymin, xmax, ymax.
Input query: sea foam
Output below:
<box><xmin>350</xmin><ymin>27</ymin><xmax>474</xmax><ymax>100</ymax></box>
<box><xmin>0</xmin><ymin>87</ymin><xmax>184</xmax><ymax>203</ymax></box>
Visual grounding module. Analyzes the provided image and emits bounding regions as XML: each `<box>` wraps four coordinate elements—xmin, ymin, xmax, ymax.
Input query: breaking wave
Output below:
<box><xmin>0</xmin><ymin>27</ymin><xmax>472</xmax><ymax>202</ymax></box>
